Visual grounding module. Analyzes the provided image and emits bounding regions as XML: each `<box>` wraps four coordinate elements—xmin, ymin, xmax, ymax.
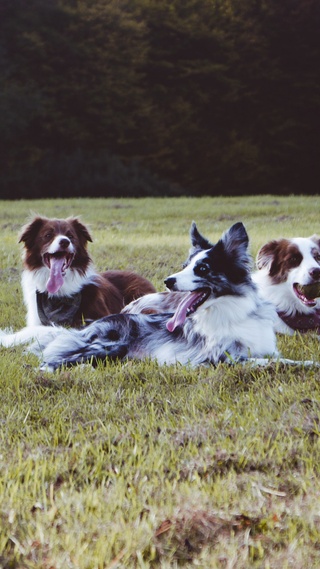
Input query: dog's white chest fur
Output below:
<box><xmin>22</xmin><ymin>266</ymin><xmax>96</xmax><ymax>326</ymax></box>
<box><xmin>190</xmin><ymin>293</ymin><xmax>277</xmax><ymax>361</ymax></box>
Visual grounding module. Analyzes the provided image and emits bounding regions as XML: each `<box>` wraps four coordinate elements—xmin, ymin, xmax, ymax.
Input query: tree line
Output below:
<box><xmin>1</xmin><ymin>0</ymin><xmax>319</xmax><ymax>198</ymax></box>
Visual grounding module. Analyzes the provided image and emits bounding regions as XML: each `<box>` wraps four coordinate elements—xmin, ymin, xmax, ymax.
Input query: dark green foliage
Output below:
<box><xmin>1</xmin><ymin>149</ymin><xmax>183</xmax><ymax>199</ymax></box>
<box><xmin>1</xmin><ymin>0</ymin><xmax>320</xmax><ymax>197</ymax></box>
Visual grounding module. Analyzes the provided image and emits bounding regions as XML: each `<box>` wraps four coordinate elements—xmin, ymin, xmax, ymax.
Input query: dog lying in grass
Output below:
<box><xmin>27</xmin><ymin>221</ymin><xmax>281</xmax><ymax>370</ymax></box>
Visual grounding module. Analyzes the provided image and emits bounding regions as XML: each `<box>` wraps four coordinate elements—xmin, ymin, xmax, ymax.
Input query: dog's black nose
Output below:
<box><xmin>310</xmin><ymin>267</ymin><xmax>320</xmax><ymax>281</ymax></box>
<box><xmin>59</xmin><ymin>237</ymin><xmax>70</xmax><ymax>249</ymax></box>
<box><xmin>164</xmin><ymin>277</ymin><xmax>176</xmax><ymax>290</ymax></box>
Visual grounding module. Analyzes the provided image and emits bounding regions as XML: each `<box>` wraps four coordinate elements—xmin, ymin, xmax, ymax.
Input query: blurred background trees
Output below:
<box><xmin>1</xmin><ymin>0</ymin><xmax>319</xmax><ymax>198</ymax></box>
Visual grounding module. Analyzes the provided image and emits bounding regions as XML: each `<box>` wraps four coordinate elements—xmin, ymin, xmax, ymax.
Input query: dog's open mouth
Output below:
<box><xmin>166</xmin><ymin>288</ymin><xmax>210</xmax><ymax>332</ymax></box>
<box><xmin>43</xmin><ymin>252</ymin><xmax>74</xmax><ymax>294</ymax></box>
<box><xmin>293</xmin><ymin>282</ymin><xmax>320</xmax><ymax>307</ymax></box>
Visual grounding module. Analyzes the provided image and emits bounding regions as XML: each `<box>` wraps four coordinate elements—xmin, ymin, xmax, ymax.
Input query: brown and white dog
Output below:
<box><xmin>0</xmin><ymin>215</ymin><xmax>155</xmax><ymax>346</ymax></box>
<box><xmin>252</xmin><ymin>235</ymin><xmax>320</xmax><ymax>334</ymax></box>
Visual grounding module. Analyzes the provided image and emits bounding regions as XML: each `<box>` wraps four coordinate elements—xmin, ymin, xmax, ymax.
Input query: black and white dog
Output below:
<box><xmin>28</xmin><ymin>222</ymin><xmax>279</xmax><ymax>370</ymax></box>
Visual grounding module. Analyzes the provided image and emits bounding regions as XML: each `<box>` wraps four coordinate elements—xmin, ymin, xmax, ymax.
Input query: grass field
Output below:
<box><xmin>0</xmin><ymin>196</ymin><xmax>320</xmax><ymax>568</ymax></box>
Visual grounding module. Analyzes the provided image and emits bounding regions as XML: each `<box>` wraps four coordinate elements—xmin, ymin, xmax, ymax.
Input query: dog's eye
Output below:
<box><xmin>288</xmin><ymin>255</ymin><xmax>300</xmax><ymax>267</ymax></box>
<box><xmin>65</xmin><ymin>231</ymin><xmax>74</xmax><ymax>240</ymax></box>
<box><xmin>106</xmin><ymin>330</ymin><xmax>120</xmax><ymax>341</ymax></box>
<box><xmin>314</xmin><ymin>252</ymin><xmax>320</xmax><ymax>264</ymax></box>
<box><xmin>43</xmin><ymin>232</ymin><xmax>53</xmax><ymax>240</ymax></box>
<box><xmin>196</xmin><ymin>262</ymin><xmax>210</xmax><ymax>275</ymax></box>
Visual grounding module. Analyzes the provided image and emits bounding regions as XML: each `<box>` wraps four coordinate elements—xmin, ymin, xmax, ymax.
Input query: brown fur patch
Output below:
<box><xmin>256</xmin><ymin>239</ymin><xmax>302</xmax><ymax>284</ymax></box>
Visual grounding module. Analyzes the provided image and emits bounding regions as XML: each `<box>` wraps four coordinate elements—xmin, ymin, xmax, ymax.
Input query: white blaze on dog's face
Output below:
<box><xmin>164</xmin><ymin>222</ymin><xmax>252</xmax><ymax>331</ymax></box>
<box><xmin>46</xmin><ymin>234</ymin><xmax>75</xmax><ymax>256</ymax></box>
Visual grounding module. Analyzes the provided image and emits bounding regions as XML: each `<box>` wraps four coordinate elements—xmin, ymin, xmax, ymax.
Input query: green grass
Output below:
<box><xmin>0</xmin><ymin>196</ymin><xmax>320</xmax><ymax>568</ymax></box>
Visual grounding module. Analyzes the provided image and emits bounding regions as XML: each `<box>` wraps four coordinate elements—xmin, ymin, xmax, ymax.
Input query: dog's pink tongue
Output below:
<box><xmin>166</xmin><ymin>291</ymin><xmax>201</xmax><ymax>332</ymax></box>
<box><xmin>46</xmin><ymin>257</ymin><xmax>65</xmax><ymax>294</ymax></box>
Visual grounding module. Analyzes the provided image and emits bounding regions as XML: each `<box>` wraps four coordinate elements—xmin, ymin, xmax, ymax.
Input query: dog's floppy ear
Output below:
<box><xmin>256</xmin><ymin>240</ymin><xmax>278</xmax><ymax>270</ymax></box>
<box><xmin>221</xmin><ymin>222</ymin><xmax>249</xmax><ymax>256</ymax></box>
<box><xmin>69</xmin><ymin>217</ymin><xmax>93</xmax><ymax>243</ymax></box>
<box><xmin>19</xmin><ymin>216</ymin><xmax>47</xmax><ymax>247</ymax></box>
<box><xmin>189</xmin><ymin>222</ymin><xmax>212</xmax><ymax>254</ymax></box>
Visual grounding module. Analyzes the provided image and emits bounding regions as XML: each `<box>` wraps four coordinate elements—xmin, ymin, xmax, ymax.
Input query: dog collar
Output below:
<box><xmin>277</xmin><ymin>309</ymin><xmax>320</xmax><ymax>333</ymax></box>
<box><xmin>36</xmin><ymin>290</ymin><xmax>82</xmax><ymax>326</ymax></box>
